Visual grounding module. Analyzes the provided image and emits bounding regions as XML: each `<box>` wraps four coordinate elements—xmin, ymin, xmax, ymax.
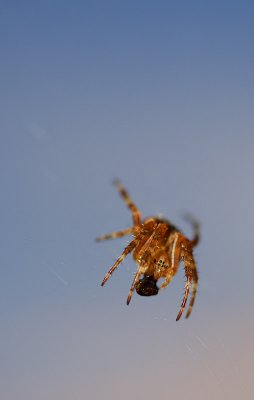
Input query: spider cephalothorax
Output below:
<box><xmin>96</xmin><ymin>180</ymin><xmax>200</xmax><ymax>321</ymax></box>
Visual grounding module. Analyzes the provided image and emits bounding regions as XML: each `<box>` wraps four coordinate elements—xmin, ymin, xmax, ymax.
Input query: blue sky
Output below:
<box><xmin>1</xmin><ymin>2</ymin><xmax>254</xmax><ymax>399</ymax></box>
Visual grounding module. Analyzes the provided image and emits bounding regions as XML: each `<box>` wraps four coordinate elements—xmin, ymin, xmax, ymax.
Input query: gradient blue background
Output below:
<box><xmin>1</xmin><ymin>1</ymin><xmax>254</xmax><ymax>399</ymax></box>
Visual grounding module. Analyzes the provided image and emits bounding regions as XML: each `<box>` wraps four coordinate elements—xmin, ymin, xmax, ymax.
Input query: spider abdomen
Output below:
<box><xmin>135</xmin><ymin>275</ymin><xmax>159</xmax><ymax>296</ymax></box>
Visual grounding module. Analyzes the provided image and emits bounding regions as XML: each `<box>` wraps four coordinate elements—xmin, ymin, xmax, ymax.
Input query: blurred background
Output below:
<box><xmin>0</xmin><ymin>1</ymin><xmax>254</xmax><ymax>399</ymax></box>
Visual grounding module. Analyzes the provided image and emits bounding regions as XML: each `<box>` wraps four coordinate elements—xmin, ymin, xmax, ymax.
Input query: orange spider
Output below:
<box><xmin>96</xmin><ymin>180</ymin><xmax>200</xmax><ymax>321</ymax></box>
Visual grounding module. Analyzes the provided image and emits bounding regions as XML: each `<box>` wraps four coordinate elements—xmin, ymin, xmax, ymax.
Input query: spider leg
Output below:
<box><xmin>96</xmin><ymin>227</ymin><xmax>133</xmax><ymax>241</ymax></box>
<box><xmin>126</xmin><ymin>228</ymin><xmax>158</xmax><ymax>304</ymax></box>
<box><xmin>113</xmin><ymin>179</ymin><xmax>141</xmax><ymax>225</ymax></box>
<box><xmin>176</xmin><ymin>240</ymin><xmax>198</xmax><ymax>320</ymax></box>
<box><xmin>185</xmin><ymin>258</ymin><xmax>198</xmax><ymax>319</ymax></box>
<box><xmin>184</xmin><ymin>214</ymin><xmax>200</xmax><ymax>247</ymax></box>
<box><xmin>101</xmin><ymin>239</ymin><xmax>136</xmax><ymax>286</ymax></box>
<box><xmin>126</xmin><ymin>264</ymin><xmax>143</xmax><ymax>305</ymax></box>
<box><xmin>176</xmin><ymin>276</ymin><xmax>191</xmax><ymax>321</ymax></box>
<box><xmin>160</xmin><ymin>232</ymin><xmax>181</xmax><ymax>289</ymax></box>
<box><xmin>160</xmin><ymin>271</ymin><xmax>174</xmax><ymax>289</ymax></box>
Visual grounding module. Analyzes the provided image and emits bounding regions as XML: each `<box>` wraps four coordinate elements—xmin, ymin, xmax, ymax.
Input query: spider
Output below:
<box><xmin>96</xmin><ymin>180</ymin><xmax>200</xmax><ymax>321</ymax></box>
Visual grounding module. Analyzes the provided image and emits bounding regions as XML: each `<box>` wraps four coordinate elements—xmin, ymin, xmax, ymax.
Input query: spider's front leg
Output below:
<box><xmin>126</xmin><ymin>228</ymin><xmax>158</xmax><ymax>305</ymax></box>
<box><xmin>176</xmin><ymin>276</ymin><xmax>191</xmax><ymax>321</ymax></box>
<box><xmin>185</xmin><ymin>253</ymin><xmax>198</xmax><ymax>319</ymax></box>
<box><xmin>176</xmin><ymin>239</ymin><xmax>198</xmax><ymax>321</ymax></box>
<box><xmin>160</xmin><ymin>232</ymin><xmax>181</xmax><ymax>289</ymax></box>
<box><xmin>126</xmin><ymin>265</ymin><xmax>143</xmax><ymax>305</ymax></box>
<box><xmin>101</xmin><ymin>239</ymin><xmax>137</xmax><ymax>286</ymax></box>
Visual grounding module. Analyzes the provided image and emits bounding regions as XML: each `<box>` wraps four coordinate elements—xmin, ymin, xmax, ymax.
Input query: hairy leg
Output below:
<box><xmin>160</xmin><ymin>232</ymin><xmax>181</xmax><ymax>289</ymax></box>
<box><xmin>185</xmin><ymin>260</ymin><xmax>198</xmax><ymax>318</ymax></box>
<box><xmin>175</xmin><ymin>237</ymin><xmax>195</xmax><ymax>321</ymax></box>
<box><xmin>114</xmin><ymin>180</ymin><xmax>141</xmax><ymax>225</ymax></box>
<box><xmin>96</xmin><ymin>227</ymin><xmax>133</xmax><ymax>241</ymax></box>
<box><xmin>126</xmin><ymin>226</ymin><xmax>159</xmax><ymax>304</ymax></box>
<box><xmin>183</xmin><ymin>214</ymin><xmax>200</xmax><ymax>247</ymax></box>
<box><xmin>176</xmin><ymin>276</ymin><xmax>191</xmax><ymax>321</ymax></box>
<box><xmin>126</xmin><ymin>265</ymin><xmax>143</xmax><ymax>305</ymax></box>
<box><xmin>175</xmin><ymin>240</ymin><xmax>198</xmax><ymax>320</ymax></box>
<box><xmin>101</xmin><ymin>239</ymin><xmax>136</xmax><ymax>286</ymax></box>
